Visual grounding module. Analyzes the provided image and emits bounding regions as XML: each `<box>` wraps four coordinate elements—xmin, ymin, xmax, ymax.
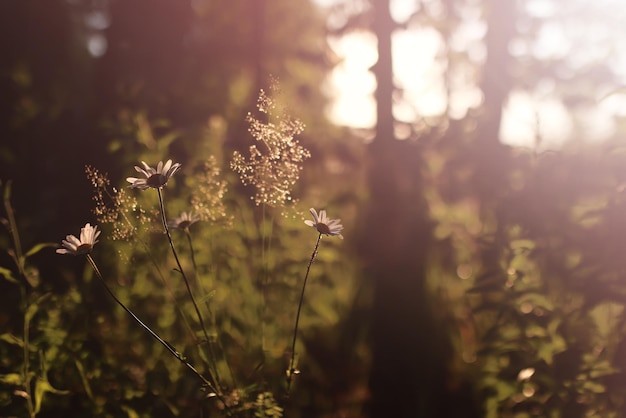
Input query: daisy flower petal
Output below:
<box><xmin>304</xmin><ymin>207</ymin><xmax>344</xmax><ymax>239</ymax></box>
<box><xmin>168</xmin><ymin>211</ymin><xmax>201</xmax><ymax>230</ymax></box>
<box><xmin>57</xmin><ymin>223</ymin><xmax>101</xmax><ymax>256</ymax></box>
<box><xmin>162</xmin><ymin>159</ymin><xmax>172</xmax><ymax>174</ymax></box>
<box><xmin>127</xmin><ymin>159</ymin><xmax>182</xmax><ymax>189</ymax></box>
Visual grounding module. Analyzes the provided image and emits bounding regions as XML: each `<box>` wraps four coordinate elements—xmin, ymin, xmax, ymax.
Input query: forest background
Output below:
<box><xmin>2</xmin><ymin>0</ymin><xmax>626</xmax><ymax>417</ymax></box>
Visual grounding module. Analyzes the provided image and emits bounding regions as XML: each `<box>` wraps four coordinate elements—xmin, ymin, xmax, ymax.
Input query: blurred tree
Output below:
<box><xmin>327</xmin><ymin>0</ymin><xmax>478</xmax><ymax>415</ymax></box>
<box><xmin>326</xmin><ymin>0</ymin><xmax>626</xmax><ymax>417</ymax></box>
<box><xmin>419</xmin><ymin>1</ymin><xmax>626</xmax><ymax>417</ymax></box>
<box><xmin>0</xmin><ymin>0</ymin><xmax>334</xmax><ymax>234</ymax></box>
<box><xmin>0</xmin><ymin>0</ymin><xmax>103</xmax><ymax>236</ymax></box>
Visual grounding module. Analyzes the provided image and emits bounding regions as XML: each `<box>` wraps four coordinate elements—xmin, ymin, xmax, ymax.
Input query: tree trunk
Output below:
<box><xmin>364</xmin><ymin>1</ymin><xmax>482</xmax><ymax>416</ymax></box>
<box><xmin>366</xmin><ymin>1</ymin><xmax>436</xmax><ymax>416</ymax></box>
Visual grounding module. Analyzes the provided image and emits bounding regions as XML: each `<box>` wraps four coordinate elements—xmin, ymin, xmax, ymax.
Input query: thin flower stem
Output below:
<box><xmin>97</xmin><ymin>183</ymin><xmax>198</xmax><ymax>345</ymax></box>
<box><xmin>287</xmin><ymin>233</ymin><xmax>322</xmax><ymax>393</ymax></box>
<box><xmin>156</xmin><ymin>188</ymin><xmax>220</xmax><ymax>390</ymax></box>
<box><xmin>184</xmin><ymin>229</ymin><xmax>227</xmax><ymax>385</ymax></box>
<box><xmin>145</xmin><ymin>242</ymin><xmax>199</xmax><ymax>345</ymax></box>
<box><xmin>185</xmin><ymin>230</ymin><xmax>198</xmax><ymax>272</ymax></box>
<box><xmin>85</xmin><ymin>255</ymin><xmax>231</xmax><ymax>413</ymax></box>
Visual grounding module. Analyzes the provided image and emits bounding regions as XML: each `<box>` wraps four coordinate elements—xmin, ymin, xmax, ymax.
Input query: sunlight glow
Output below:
<box><xmin>500</xmin><ymin>90</ymin><xmax>572</xmax><ymax>149</ymax></box>
<box><xmin>393</xmin><ymin>28</ymin><xmax>447</xmax><ymax>120</ymax></box>
<box><xmin>390</xmin><ymin>0</ymin><xmax>419</xmax><ymax>23</ymax></box>
<box><xmin>87</xmin><ymin>34</ymin><xmax>108</xmax><ymax>57</ymax></box>
<box><xmin>326</xmin><ymin>25</ymin><xmax>483</xmax><ymax>127</ymax></box>
<box><xmin>325</xmin><ymin>31</ymin><xmax>377</xmax><ymax>128</ymax></box>
<box><xmin>322</xmin><ymin>0</ymin><xmax>626</xmax><ymax>149</ymax></box>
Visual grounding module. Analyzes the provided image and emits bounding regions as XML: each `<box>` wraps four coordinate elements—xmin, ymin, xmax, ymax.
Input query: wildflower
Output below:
<box><xmin>126</xmin><ymin>159</ymin><xmax>181</xmax><ymax>190</ymax></box>
<box><xmin>304</xmin><ymin>208</ymin><xmax>344</xmax><ymax>239</ymax></box>
<box><xmin>168</xmin><ymin>211</ymin><xmax>200</xmax><ymax>230</ymax></box>
<box><xmin>87</xmin><ymin>166</ymin><xmax>149</xmax><ymax>241</ymax></box>
<box><xmin>289</xmin><ymin>207</ymin><xmax>342</xmax><ymax>392</ymax></box>
<box><xmin>230</xmin><ymin>87</ymin><xmax>310</xmax><ymax>208</ymax></box>
<box><xmin>56</xmin><ymin>223</ymin><xmax>101</xmax><ymax>255</ymax></box>
<box><xmin>191</xmin><ymin>156</ymin><xmax>231</xmax><ymax>224</ymax></box>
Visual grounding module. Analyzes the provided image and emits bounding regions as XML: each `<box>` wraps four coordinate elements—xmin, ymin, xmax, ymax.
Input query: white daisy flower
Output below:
<box><xmin>126</xmin><ymin>159</ymin><xmax>182</xmax><ymax>190</ymax></box>
<box><xmin>168</xmin><ymin>211</ymin><xmax>200</xmax><ymax>230</ymax></box>
<box><xmin>56</xmin><ymin>223</ymin><xmax>101</xmax><ymax>255</ymax></box>
<box><xmin>304</xmin><ymin>208</ymin><xmax>344</xmax><ymax>239</ymax></box>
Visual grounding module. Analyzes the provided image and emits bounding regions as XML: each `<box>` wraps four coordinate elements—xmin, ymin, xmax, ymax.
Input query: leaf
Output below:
<box><xmin>494</xmin><ymin>380</ymin><xmax>517</xmax><ymax>402</ymax></box>
<box><xmin>2</xmin><ymin>180</ymin><xmax>10</xmax><ymax>202</ymax></box>
<box><xmin>589</xmin><ymin>359</ymin><xmax>618</xmax><ymax>379</ymax></box>
<box><xmin>24</xmin><ymin>243</ymin><xmax>56</xmax><ymax>259</ymax></box>
<box><xmin>34</xmin><ymin>377</ymin><xmax>69</xmax><ymax>413</ymax></box>
<box><xmin>25</xmin><ymin>293</ymin><xmax>51</xmax><ymax>324</ymax></box>
<box><xmin>0</xmin><ymin>373</ymin><xmax>22</xmax><ymax>385</ymax></box>
<box><xmin>516</xmin><ymin>292</ymin><xmax>555</xmax><ymax>312</ymax></box>
<box><xmin>581</xmin><ymin>380</ymin><xmax>605</xmax><ymax>394</ymax></box>
<box><xmin>0</xmin><ymin>266</ymin><xmax>19</xmax><ymax>285</ymax></box>
<box><xmin>24</xmin><ymin>266</ymin><xmax>40</xmax><ymax>288</ymax></box>
<box><xmin>121</xmin><ymin>405</ymin><xmax>141</xmax><ymax>418</ymax></box>
<box><xmin>510</xmin><ymin>239</ymin><xmax>536</xmax><ymax>252</ymax></box>
<box><xmin>74</xmin><ymin>360</ymin><xmax>93</xmax><ymax>400</ymax></box>
<box><xmin>0</xmin><ymin>333</ymin><xmax>24</xmax><ymax>347</ymax></box>
<box><xmin>3</xmin><ymin>181</ymin><xmax>24</xmax><ymax>272</ymax></box>
<box><xmin>25</xmin><ymin>304</ymin><xmax>39</xmax><ymax>324</ymax></box>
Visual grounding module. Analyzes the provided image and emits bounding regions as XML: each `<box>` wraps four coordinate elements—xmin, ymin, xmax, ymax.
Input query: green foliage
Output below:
<box><xmin>0</xmin><ymin>1</ymin><xmax>360</xmax><ymax>416</ymax></box>
<box><xmin>0</xmin><ymin>183</ymin><xmax>73</xmax><ymax>417</ymax></box>
<box><xmin>11</xmin><ymin>0</ymin><xmax>626</xmax><ymax>417</ymax></box>
<box><xmin>429</xmin><ymin>144</ymin><xmax>626</xmax><ymax>418</ymax></box>
<box><xmin>0</xmin><ymin>83</ymin><xmax>361</xmax><ymax>417</ymax></box>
